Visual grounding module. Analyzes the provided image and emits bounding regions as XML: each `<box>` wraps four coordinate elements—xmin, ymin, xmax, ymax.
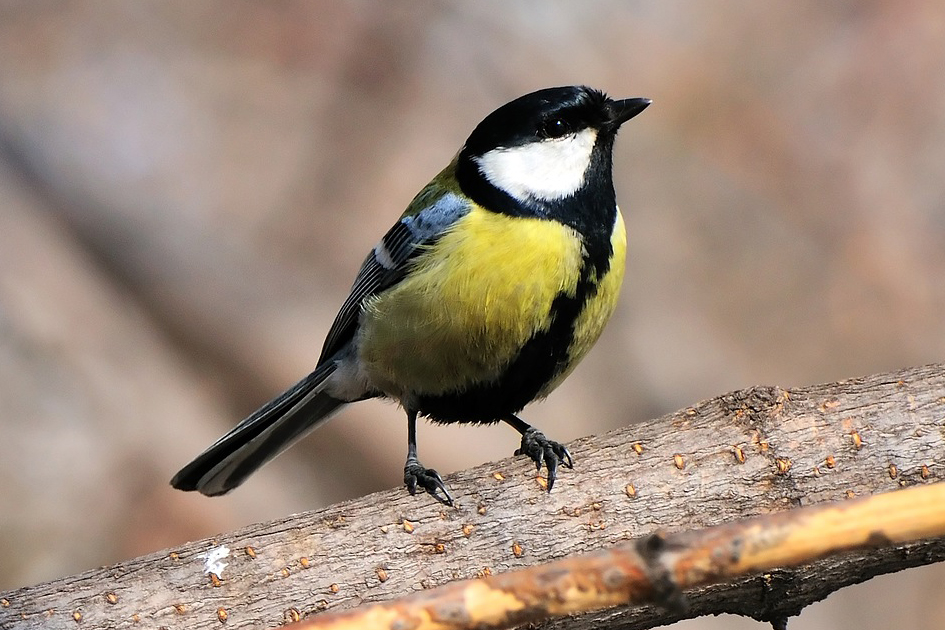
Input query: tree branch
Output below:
<box><xmin>299</xmin><ymin>482</ymin><xmax>945</xmax><ymax>630</ymax></box>
<box><xmin>2</xmin><ymin>364</ymin><xmax>944</xmax><ymax>630</ymax></box>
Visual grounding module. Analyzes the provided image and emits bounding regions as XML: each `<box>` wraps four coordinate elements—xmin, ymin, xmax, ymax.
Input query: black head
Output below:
<box><xmin>462</xmin><ymin>86</ymin><xmax>648</xmax><ymax>159</ymax></box>
<box><xmin>455</xmin><ymin>86</ymin><xmax>649</xmax><ymax>226</ymax></box>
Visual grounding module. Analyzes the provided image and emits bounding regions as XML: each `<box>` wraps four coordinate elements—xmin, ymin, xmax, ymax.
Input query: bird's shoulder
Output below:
<box><xmin>398</xmin><ymin>158</ymin><xmax>467</xmax><ymax>221</ymax></box>
<box><xmin>316</xmin><ymin>159</ymin><xmax>472</xmax><ymax>364</ymax></box>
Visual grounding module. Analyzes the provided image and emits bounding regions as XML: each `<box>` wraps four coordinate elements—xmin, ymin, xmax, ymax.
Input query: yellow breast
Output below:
<box><xmin>358</xmin><ymin>205</ymin><xmax>586</xmax><ymax>397</ymax></box>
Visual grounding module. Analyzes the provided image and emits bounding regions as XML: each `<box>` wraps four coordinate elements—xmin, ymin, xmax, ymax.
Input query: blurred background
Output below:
<box><xmin>1</xmin><ymin>1</ymin><xmax>944</xmax><ymax>628</ymax></box>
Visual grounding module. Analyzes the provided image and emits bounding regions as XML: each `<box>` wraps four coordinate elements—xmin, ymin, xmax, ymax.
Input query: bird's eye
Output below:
<box><xmin>539</xmin><ymin>117</ymin><xmax>572</xmax><ymax>139</ymax></box>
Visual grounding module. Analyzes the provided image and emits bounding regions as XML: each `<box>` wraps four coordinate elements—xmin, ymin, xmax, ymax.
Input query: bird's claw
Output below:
<box><xmin>514</xmin><ymin>427</ymin><xmax>573</xmax><ymax>491</ymax></box>
<box><xmin>404</xmin><ymin>460</ymin><xmax>454</xmax><ymax>506</ymax></box>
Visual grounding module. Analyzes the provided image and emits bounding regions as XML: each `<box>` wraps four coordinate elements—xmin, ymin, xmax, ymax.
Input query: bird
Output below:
<box><xmin>171</xmin><ymin>86</ymin><xmax>650</xmax><ymax>505</ymax></box>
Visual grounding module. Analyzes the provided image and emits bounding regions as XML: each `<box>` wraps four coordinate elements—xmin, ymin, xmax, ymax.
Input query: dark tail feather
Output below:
<box><xmin>171</xmin><ymin>363</ymin><xmax>345</xmax><ymax>496</ymax></box>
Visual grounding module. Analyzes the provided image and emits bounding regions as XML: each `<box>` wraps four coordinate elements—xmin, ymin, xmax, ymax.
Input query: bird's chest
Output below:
<box><xmin>358</xmin><ymin>207</ymin><xmax>587</xmax><ymax>396</ymax></box>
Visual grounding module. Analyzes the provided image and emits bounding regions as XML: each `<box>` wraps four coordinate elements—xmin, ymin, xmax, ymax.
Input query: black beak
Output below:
<box><xmin>604</xmin><ymin>97</ymin><xmax>651</xmax><ymax>130</ymax></box>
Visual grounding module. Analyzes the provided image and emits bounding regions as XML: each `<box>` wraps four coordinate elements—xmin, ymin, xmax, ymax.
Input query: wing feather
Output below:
<box><xmin>317</xmin><ymin>188</ymin><xmax>470</xmax><ymax>363</ymax></box>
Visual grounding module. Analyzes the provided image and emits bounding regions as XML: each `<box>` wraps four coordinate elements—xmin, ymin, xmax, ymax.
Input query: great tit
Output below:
<box><xmin>171</xmin><ymin>86</ymin><xmax>650</xmax><ymax>505</ymax></box>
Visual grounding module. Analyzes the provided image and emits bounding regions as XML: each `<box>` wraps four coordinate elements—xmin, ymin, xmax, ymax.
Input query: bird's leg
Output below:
<box><xmin>503</xmin><ymin>414</ymin><xmax>573</xmax><ymax>491</ymax></box>
<box><xmin>403</xmin><ymin>409</ymin><xmax>454</xmax><ymax>506</ymax></box>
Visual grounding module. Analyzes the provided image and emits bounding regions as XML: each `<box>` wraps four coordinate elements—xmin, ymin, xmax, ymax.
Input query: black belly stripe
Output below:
<box><xmin>416</xmin><ymin>256</ymin><xmax>605</xmax><ymax>424</ymax></box>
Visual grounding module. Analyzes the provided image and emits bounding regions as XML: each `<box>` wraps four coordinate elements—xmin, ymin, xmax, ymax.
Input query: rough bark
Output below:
<box><xmin>2</xmin><ymin>364</ymin><xmax>944</xmax><ymax>630</ymax></box>
<box><xmin>298</xmin><ymin>483</ymin><xmax>945</xmax><ymax>630</ymax></box>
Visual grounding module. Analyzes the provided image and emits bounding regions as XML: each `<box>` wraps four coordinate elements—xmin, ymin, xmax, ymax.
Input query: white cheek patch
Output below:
<box><xmin>475</xmin><ymin>128</ymin><xmax>598</xmax><ymax>203</ymax></box>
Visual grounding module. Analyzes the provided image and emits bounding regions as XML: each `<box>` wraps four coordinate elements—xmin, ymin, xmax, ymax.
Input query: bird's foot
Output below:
<box><xmin>404</xmin><ymin>458</ymin><xmax>454</xmax><ymax>506</ymax></box>
<box><xmin>514</xmin><ymin>428</ymin><xmax>573</xmax><ymax>491</ymax></box>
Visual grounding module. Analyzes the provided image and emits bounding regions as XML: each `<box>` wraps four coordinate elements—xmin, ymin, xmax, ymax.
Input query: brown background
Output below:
<box><xmin>1</xmin><ymin>2</ymin><xmax>944</xmax><ymax>628</ymax></box>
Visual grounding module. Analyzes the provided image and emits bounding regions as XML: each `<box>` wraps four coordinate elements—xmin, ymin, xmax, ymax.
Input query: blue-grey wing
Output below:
<box><xmin>316</xmin><ymin>189</ymin><xmax>470</xmax><ymax>364</ymax></box>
